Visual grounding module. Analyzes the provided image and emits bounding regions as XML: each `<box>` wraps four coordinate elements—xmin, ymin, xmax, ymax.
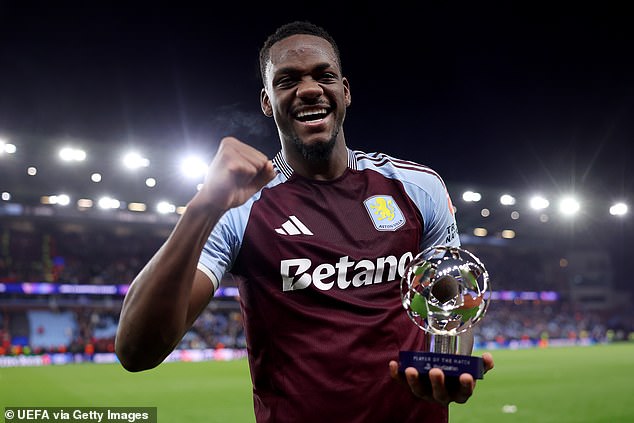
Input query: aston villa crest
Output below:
<box><xmin>364</xmin><ymin>195</ymin><xmax>406</xmax><ymax>231</ymax></box>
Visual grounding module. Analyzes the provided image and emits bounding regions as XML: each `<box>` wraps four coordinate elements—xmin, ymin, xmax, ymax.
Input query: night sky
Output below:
<box><xmin>1</xmin><ymin>2</ymin><xmax>634</xmax><ymax>301</ymax></box>
<box><xmin>1</xmin><ymin>1</ymin><xmax>633</xmax><ymax>194</ymax></box>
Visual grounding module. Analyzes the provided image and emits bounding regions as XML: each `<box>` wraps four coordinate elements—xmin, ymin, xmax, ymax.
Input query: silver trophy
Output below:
<box><xmin>399</xmin><ymin>245</ymin><xmax>491</xmax><ymax>379</ymax></box>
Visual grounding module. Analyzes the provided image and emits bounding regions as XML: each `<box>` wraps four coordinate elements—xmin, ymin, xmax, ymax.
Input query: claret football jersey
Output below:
<box><xmin>198</xmin><ymin>148</ymin><xmax>460</xmax><ymax>423</ymax></box>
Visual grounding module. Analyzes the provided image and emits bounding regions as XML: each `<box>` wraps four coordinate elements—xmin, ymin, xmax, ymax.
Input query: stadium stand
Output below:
<box><xmin>28</xmin><ymin>310</ymin><xmax>77</xmax><ymax>350</ymax></box>
<box><xmin>0</xmin><ymin>216</ymin><xmax>632</xmax><ymax>360</ymax></box>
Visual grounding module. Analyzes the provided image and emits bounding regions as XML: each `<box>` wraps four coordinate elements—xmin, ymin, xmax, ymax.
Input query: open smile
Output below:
<box><xmin>294</xmin><ymin>107</ymin><xmax>331</xmax><ymax>124</ymax></box>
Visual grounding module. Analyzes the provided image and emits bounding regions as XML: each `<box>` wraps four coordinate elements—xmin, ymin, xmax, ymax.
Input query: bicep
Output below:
<box><xmin>185</xmin><ymin>269</ymin><xmax>216</xmax><ymax>327</ymax></box>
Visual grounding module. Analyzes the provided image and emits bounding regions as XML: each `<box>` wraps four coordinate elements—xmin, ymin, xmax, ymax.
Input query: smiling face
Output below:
<box><xmin>261</xmin><ymin>34</ymin><xmax>351</xmax><ymax>164</ymax></box>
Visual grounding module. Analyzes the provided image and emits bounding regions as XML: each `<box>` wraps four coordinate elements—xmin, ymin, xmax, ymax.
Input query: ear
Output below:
<box><xmin>343</xmin><ymin>77</ymin><xmax>351</xmax><ymax>107</ymax></box>
<box><xmin>260</xmin><ymin>88</ymin><xmax>273</xmax><ymax>117</ymax></box>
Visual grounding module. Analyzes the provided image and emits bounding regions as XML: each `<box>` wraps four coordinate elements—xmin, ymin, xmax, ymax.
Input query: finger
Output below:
<box><xmin>388</xmin><ymin>360</ymin><xmax>400</xmax><ymax>382</ymax></box>
<box><xmin>217</xmin><ymin>137</ymin><xmax>269</xmax><ymax>173</ymax></box>
<box><xmin>429</xmin><ymin>368</ymin><xmax>450</xmax><ymax>405</ymax></box>
<box><xmin>252</xmin><ymin>160</ymin><xmax>276</xmax><ymax>188</ymax></box>
<box><xmin>482</xmin><ymin>352</ymin><xmax>494</xmax><ymax>373</ymax></box>
<box><xmin>404</xmin><ymin>367</ymin><xmax>434</xmax><ymax>401</ymax></box>
<box><xmin>452</xmin><ymin>373</ymin><xmax>475</xmax><ymax>404</ymax></box>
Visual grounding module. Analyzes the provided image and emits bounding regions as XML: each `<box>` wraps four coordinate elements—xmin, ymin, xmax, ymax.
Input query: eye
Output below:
<box><xmin>274</xmin><ymin>76</ymin><xmax>297</xmax><ymax>89</ymax></box>
<box><xmin>319</xmin><ymin>72</ymin><xmax>338</xmax><ymax>83</ymax></box>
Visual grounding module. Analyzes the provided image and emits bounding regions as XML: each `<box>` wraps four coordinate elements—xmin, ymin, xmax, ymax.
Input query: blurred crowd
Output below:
<box><xmin>0</xmin><ymin>221</ymin><xmax>162</xmax><ymax>285</ymax></box>
<box><xmin>0</xmin><ymin>220</ymin><xmax>632</xmax><ymax>357</ymax></box>
<box><xmin>473</xmin><ymin>300</ymin><xmax>634</xmax><ymax>346</ymax></box>
<box><xmin>0</xmin><ymin>307</ymin><xmax>246</xmax><ymax>356</ymax></box>
<box><xmin>2</xmin><ymin>298</ymin><xmax>632</xmax><ymax>358</ymax></box>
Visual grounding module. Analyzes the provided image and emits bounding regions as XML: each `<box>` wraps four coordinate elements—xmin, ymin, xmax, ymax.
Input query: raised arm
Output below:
<box><xmin>115</xmin><ymin>137</ymin><xmax>275</xmax><ymax>371</ymax></box>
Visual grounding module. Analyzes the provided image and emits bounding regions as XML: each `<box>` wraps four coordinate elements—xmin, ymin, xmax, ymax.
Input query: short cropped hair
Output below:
<box><xmin>259</xmin><ymin>21</ymin><xmax>342</xmax><ymax>84</ymax></box>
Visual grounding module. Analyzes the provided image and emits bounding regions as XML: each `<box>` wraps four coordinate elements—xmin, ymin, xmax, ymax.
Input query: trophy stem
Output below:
<box><xmin>425</xmin><ymin>334</ymin><xmax>461</xmax><ymax>355</ymax></box>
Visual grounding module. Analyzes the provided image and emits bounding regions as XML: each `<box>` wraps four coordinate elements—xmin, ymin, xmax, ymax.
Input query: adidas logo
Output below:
<box><xmin>275</xmin><ymin>215</ymin><xmax>314</xmax><ymax>236</ymax></box>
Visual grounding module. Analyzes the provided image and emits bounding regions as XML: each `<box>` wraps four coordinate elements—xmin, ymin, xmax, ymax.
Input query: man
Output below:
<box><xmin>116</xmin><ymin>21</ymin><xmax>493</xmax><ymax>422</ymax></box>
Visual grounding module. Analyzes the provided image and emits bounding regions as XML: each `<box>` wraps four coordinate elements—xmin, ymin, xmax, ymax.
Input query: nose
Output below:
<box><xmin>296</xmin><ymin>78</ymin><xmax>323</xmax><ymax>100</ymax></box>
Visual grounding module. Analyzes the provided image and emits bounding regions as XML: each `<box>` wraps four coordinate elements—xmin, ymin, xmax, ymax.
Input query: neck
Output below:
<box><xmin>284</xmin><ymin>138</ymin><xmax>348</xmax><ymax>181</ymax></box>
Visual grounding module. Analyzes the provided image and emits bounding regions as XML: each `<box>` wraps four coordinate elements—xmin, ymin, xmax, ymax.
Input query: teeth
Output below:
<box><xmin>296</xmin><ymin>108</ymin><xmax>328</xmax><ymax>119</ymax></box>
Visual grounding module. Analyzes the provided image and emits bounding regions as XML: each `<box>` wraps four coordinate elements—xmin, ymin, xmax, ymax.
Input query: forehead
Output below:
<box><xmin>267</xmin><ymin>34</ymin><xmax>340</xmax><ymax>75</ymax></box>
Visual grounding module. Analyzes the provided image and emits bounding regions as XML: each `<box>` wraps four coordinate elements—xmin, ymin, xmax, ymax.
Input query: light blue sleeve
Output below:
<box><xmin>401</xmin><ymin>170</ymin><xmax>460</xmax><ymax>251</ymax></box>
<box><xmin>197</xmin><ymin>175</ymin><xmax>283</xmax><ymax>290</ymax></box>
<box><xmin>197</xmin><ymin>209</ymin><xmax>241</xmax><ymax>290</ymax></box>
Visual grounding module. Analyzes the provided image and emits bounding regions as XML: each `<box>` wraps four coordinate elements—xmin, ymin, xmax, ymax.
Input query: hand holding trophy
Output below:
<box><xmin>399</xmin><ymin>245</ymin><xmax>491</xmax><ymax>379</ymax></box>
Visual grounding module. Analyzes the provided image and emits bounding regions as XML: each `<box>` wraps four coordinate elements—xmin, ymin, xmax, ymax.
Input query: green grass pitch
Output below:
<box><xmin>2</xmin><ymin>343</ymin><xmax>633</xmax><ymax>422</ymax></box>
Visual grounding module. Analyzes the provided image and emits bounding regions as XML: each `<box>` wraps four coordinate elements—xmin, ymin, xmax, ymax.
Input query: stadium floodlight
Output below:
<box><xmin>180</xmin><ymin>155</ymin><xmax>208</xmax><ymax>180</ymax></box>
<box><xmin>609</xmin><ymin>202</ymin><xmax>628</xmax><ymax>216</ymax></box>
<box><xmin>501</xmin><ymin>229</ymin><xmax>516</xmax><ymax>239</ymax></box>
<box><xmin>97</xmin><ymin>196</ymin><xmax>121</xmax><ymax>210</ymax></box>
<box><xmin>559</xmin><ymin>196</ymin><xmax>580</xmax><ymax>216</ymax></box>
<box><xmin>128</xmin><ymin>202</ymin><xmax>147</xmax><ymax>212</ymax></box>
<box><xmin>40</xmin><ymin>194</ymin><xmax>70</xmax><ymax>206</ymax></box>
<box><xmin>500</xmin><ymin>194</ymin><xmax>516</xmax><ymax>206</ymax></box>
<box><xmin>77</xmin><ymin>198</ymin><xmax>93</xmax><ymax>208</ymax></box>
<box><xmin>59</xmin><ymin>147</ymin><xmax>86</xmax><ymax>162</ymax></box>
<box><xmin>529</xmin><ymin>195</ymin><xmax>549</xmax><ymax>210</ymax></box>
<box><xmin>54</xmin><ymin>194</ymin><xmax>71</xmax><ymax>206</ymax></box>
<box><xmin>122</xmin><ymin>152</ymin><xmax>150</xmax><ymax>169</ymax></box>
<box><xmin>0</xmin><ymin>140</ymin><xmax>16</xmax><ymax>155</ymax></box>
<box><xmin>157</xmin><ymin>201</ymin><xmax>176</xmax><ymax>214</ymax></box>
<box><xmin>473</xmin><ymin>227</ymin><xmax>488</xmax><ymax>237</ymax></box>
<box><xmin>462</xmin><ymin>190</ymin><xmax>482</xmax><ymax>202</ymax></box>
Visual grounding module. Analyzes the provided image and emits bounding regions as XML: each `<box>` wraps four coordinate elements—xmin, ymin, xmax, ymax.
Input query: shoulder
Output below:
<box><xmin>352</xmin><ymin>150</ymin><xmax>448</xmax><ymax>190</ymax></box>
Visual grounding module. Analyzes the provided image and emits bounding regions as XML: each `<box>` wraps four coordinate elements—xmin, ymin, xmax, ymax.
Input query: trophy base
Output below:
<box><xmin>399</xmin><ymin>351</ymin><xmax>484</xmax><ymax>379</ymax></box>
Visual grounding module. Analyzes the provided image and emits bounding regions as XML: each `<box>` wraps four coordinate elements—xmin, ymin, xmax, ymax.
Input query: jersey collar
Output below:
<box><xmin>272</xmin><ymin>148</ymin><xmax>358</xmax><ymax>180</ymax></box>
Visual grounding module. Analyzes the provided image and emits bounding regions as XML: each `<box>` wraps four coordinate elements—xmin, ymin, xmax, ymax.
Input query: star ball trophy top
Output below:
<box><xmin>399</xmin><ymin>245</ymin><xmax>491</xmax><ymax>379</ymax></box>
